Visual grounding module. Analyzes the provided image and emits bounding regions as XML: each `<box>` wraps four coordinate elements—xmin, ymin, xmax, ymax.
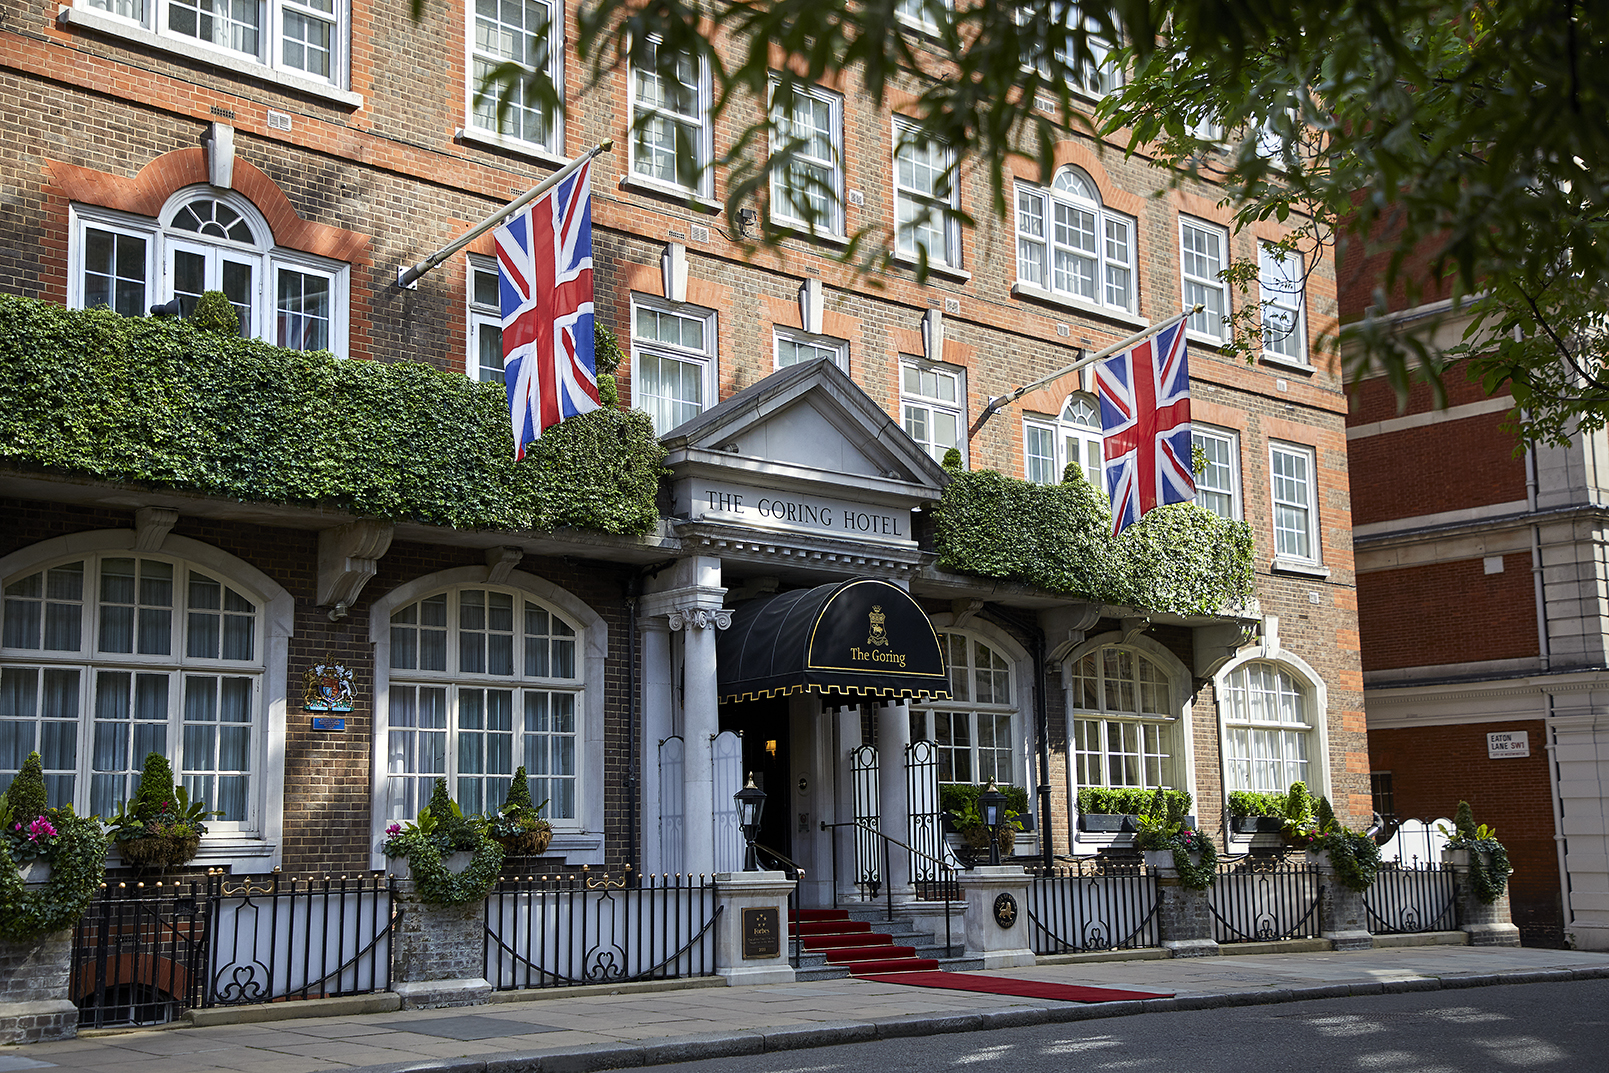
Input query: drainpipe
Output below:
<box><xmin>626</xmin><ymin>574</ymin><xmax>641</xmax><ymax>868</ymax></box>
<box><xmin>1527</xmin><ymin>428</ymin><xmax>1573</xmax><ymax>935</ymax></box>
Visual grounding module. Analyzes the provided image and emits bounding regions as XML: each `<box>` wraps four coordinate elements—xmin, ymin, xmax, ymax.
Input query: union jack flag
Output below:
<box><xmin>1094</xmin><ymin>321</ymin><xmax>1194</xmax><ymax>536</ymax></box>
<box><xmin>495</xmin><ymin>159</ymin><xmax>599</xmax><ymax>460</ymax></box>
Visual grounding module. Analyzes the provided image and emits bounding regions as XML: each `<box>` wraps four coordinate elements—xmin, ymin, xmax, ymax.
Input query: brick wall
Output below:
<box><xmin>1357</xmin><ymin>555</ymin><xmax>1539</xmax><ymax>671</ymax></box>
<box><xmin>1349</xmin><ymin>414</ymin><xmax>1528</xmax><ymax>526</ymax></box>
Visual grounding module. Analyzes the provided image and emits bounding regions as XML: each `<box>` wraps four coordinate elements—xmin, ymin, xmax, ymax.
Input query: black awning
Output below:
<box><xmin>717</xmin><ymin>577</ymin><xmax>950</xmax><ymax>703</ymax></box>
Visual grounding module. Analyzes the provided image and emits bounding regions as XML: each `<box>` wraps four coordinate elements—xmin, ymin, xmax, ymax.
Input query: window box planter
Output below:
<box><xmin>116</xmin><ymin>832</ymin><xmax>201</xmax><ymax>869</ymax></box>
<box><xmin>492</xmin><ymin>827</ymin><xmax>552</xmax><ymax>857</ymax></box>
<box><xmin>1230</xmin><ymin>816</ymin><xmax>1285</xmax><ymax>835</ymax></box>
<box><xmin>1079</xmin><ymin>813</ymin><xmax>1138</xmax><ymax>833</ymax></box>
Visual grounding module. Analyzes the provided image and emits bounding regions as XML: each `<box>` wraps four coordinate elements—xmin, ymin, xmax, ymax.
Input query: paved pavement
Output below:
<box><xmin>8</xmin><ymin>943</ymin><xmax>1609</xmax><ymax>1073</ymax></box>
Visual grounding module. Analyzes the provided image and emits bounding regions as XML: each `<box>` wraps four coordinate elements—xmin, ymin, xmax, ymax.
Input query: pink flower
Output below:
<box><xmin>386</xmin><ymin>823</ymin><xmax>401</xmax><ymax>836</ymax></box>
<box><xmin>26</xmin><ymin>816</ymin><xmax>56</xmax><ymax>842</ymax></box>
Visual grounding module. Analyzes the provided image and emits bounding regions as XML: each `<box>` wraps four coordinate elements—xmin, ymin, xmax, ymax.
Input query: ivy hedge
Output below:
<box><xmin>0</xmin><ymin>296</ymin><xmax>665</xmax><ymax>535</ymax></box>
<box><xmin>932</xmin><ymin>467</ymin><xmax>1254</xmax><ymax>617</ymax></box>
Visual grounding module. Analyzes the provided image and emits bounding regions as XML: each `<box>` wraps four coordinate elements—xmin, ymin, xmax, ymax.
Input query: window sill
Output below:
<box><xmin>1260</xmin><ymin>352</ymin><xmax>1315</xmax><ymax>375</ymax></box>
<box><xmin>770</xmin><ymin>220</ymin><xmax>849</xmax><ymax>248</ymax></box>
<box><xmin>1185</xmin><ymin>328</ymin><xmax>1229</xmax><ymax>352</ymax></box>
<box><xmin>454</xmin><ymin>126</ymin><xmax>566</xmax><ymax>167</ymax></box>
<box><xmin>1009</xmin><ymin>282</ymin><xmax>1148</xmax><ymax>330</ymax></box>
<box><xmin>61</xmin><ymin>6</ymin><xmax>364</xmax><ymax>110</ymax></box>
<box><xmin>891</xmin><ymin>255</ymin><xmax>970</xmax><ymax>283</ymax></box>
<box><xmin>617</xmin><ymin>175</ymin><xmax>722</xmax><ymax>215</ymax></box>
<box><xmin>1270</xmin><ymin>556</ymin><xmax>1330</xmax><ymax>579</ymax></box>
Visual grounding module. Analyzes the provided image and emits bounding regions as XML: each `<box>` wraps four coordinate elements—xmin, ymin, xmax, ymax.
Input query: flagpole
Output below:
<box><xmin>974</xmin><ymin>304</ymin><xmax>1204</xmax><ymax>430</ymax></box>
<box><xmin>395</xmin><ymin>139</ymin><xmax>614</xmax><ymax>290</ymax></box>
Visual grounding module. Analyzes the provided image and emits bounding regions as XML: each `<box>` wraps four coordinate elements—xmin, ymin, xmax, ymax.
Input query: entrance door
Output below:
<box><xmin>718</xmin><ymin>697</ymin><xmax>792</xmax><ymax>862</ymax></box>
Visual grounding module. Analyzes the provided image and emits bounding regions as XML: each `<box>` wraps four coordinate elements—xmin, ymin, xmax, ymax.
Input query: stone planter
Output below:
<box><xmin>392</xmin><ymin>849</ymin><xmax>494</xmax><ymax>1009</ymax></box>
<box><xmin>1140</xmin><ymin>850</ymin><xmax>1218</xmax><ymax>957</ymax></box>
<box><xmin>1230</xmin><ymin>815</ymin><xmax>1285</xmax><ymax>835</ymax></box>
<box><xmin>0</xmin><ymin>864</ymin><xmax>78</xmax><ymax>1044</ymax></box>
<box><xmin>1441</xmin><ymin>847</ymin><xmax>1521</xmax><ymax>946</ymax></box>
<box><xmin>1305</xmin><ymin>849</ymin><xmax>1373</xmax><ymax>951</ymax></box>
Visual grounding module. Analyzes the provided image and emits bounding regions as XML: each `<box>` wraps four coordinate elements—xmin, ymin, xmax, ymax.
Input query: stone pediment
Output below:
<box><xmin>660</xmin><ymin>357</ymin><xmax>950</xmax><ymax>502</ymax></box>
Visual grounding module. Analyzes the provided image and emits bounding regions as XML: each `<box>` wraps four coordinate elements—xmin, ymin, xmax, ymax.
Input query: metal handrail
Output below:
<box><xmin>818</xmin><ymin>819</ymin><xmax>957</xmax><ymax>957</ymax></box>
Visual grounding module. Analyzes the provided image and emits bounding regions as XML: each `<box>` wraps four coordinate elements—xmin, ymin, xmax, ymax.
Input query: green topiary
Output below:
<box><xmin>1061</xmin><ymin>461</ymin><xmax>1086</xmax><ymax>485</ymax></box>
<box><xmin>1315</xmin><ymin>795</ymin><xmax>1338</xmax><ymax>834</ymax></box>
<box><xmin>1454</xmin><ymin>800</ymin><xmax>1478</xmax><ymax>840</ymax></box>
<box><xmin>594</xmin><ymin>322</ymin><xmax>623</xmax><ymax>407</ymax></box>
<box><xmin>133</xmin><ymin>751</ymin><xmax>178</xmax><ymax>818</ymax></box>
<box><xmin>190</xmin><ymin>290</ymin><xmax>241</xmax><ymax>334</ymax></box>
<box><xmin>6</xmin><ymin>752</ymin><xmax>48</xmax><ymax>823</ymax></box>
<box><xmin>941</xmin><ymin>446</ymin><xmax>963</xmax><ymax>471</ymax></box>
<box><xmin>503</xmin><ymin>766</ymin><xmax>534</xmax><ymax>812</ymax></box>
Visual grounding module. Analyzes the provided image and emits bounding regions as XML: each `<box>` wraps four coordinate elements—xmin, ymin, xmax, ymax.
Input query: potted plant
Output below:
<box><xmin>382</xmin><ymin>779</ymin><xmax>503</xmax><ymax>906</ymax></box>
<box><xmin>104</xmin><ymin>752</ymin><xmax>217</xmax><ymax>869</ymax></box>
<box><xmin>1132</xmin><ymin>789</ymin><xmax>1218</xmax><ymax>889</ymax></box>
<box><xmin>1227</xmin><ymin>789</ymin><xmax>1287</xmax><ymax>834</ymax></box>
<box><xmin>1291</xmin><ymin>795</ymin><xmax>1381</xmax><ymax>891</ymax></box>
<box><xmin>1078</xmin><ymin>787</ymin><xmax>1194</xmax><ymax>833</ymax></box>
<box><xmin>1440</xmin><ymin>800</ymin><xmax>1514</xmax><ymax>903</ymax></box>
<box><xmin>0</xmin><ymin>751</ymin><xmax>108</xmax><ymax>942</ymax></box>
<box><xmin>484</xmin><ymin>766</ymin><xmax>552</xmax><ymax>857</ymax></box>
<box><xmin>942</xmin><ymin>783</ymin><xmax>1025</xmax><ymax>859</ymax></box>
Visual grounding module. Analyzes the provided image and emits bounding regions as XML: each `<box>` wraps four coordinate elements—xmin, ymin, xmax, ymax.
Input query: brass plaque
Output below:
<box><xmin>742</xmin><ymin>906</ymin><xmax>782</xmax><ymax>959</ymax></box>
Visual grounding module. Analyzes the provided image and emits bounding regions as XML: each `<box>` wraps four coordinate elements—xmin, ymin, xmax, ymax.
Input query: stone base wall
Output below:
<box><xmin>0</xmin><ymin>928</ymin><xmax>77</xmax><ymax>1044</ymax></box>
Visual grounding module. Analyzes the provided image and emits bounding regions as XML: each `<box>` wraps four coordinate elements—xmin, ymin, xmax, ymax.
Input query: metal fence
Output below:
<box><xmin>1026</xmin><ymin>860</ymin><xmax>1159</xmax><ymax>954</ymax></box>
<box><xmin>71</xmin><ymin>871</ymin><xmax>395</xmax><ymax>1029</ymax></box>
<box><xmin>1363</xmin><ymin>860</ymin><xmax>1458</xmax><ymax>934</ymax></box>
<box><xmin>1209</xmin><ymin>858</ymin><xmax>1322</xmax><ymax>942</ymax></box>
<box><xmin>484</xmin><ymin>871</ymin><xmax>719</xmax><ymax>990</ymax></box>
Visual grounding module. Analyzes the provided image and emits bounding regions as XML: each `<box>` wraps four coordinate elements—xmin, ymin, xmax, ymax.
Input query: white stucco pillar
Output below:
<box><xmin>834</xmin><ymin>705</ymin><xmax>864</xmax><ymax>900</ymax></box>
<box><xmin>639</xmin><ymin>621</ymin><xmax>673</xmax><ymax>876</ymax></box>
<box><xmin>877</xmin><ymin>700</ymin><xmax>913</xmax><ymax>898</ymax></box>
<box><xmin>675</xmin><ymin>608</ymin><xmax>725</xmax><ymax>877</ymax></box>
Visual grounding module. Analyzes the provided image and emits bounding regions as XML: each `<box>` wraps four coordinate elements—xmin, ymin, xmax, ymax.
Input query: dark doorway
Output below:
<box><xmin>719</xmin><ymin>696</ymin><xmax>792</xmax><ymax>862</ymax></box>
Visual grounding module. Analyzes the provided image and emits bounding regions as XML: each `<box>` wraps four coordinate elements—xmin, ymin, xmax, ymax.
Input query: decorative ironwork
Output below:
<box><xmin>1208</xmin><ymin>858</ymin><xmax>1322</xmax><ymax>942</ymax></box>
<box><xmin>1025</xmin><ymin>863</ymin><xmax>1160</xmax><ymax>953</ymax></box>
<box><xmin>850</xmin><ymin>742</ymin><xmax>880</xmax><ymax>892</ymax></box>
<box><xmin>1363</xmin><ymin>860</ymin><xmax>1458</xmax><ymax>934</ymax></box>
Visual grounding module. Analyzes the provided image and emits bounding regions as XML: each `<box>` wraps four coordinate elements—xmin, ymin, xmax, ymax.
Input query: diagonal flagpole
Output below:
<box><xmin>395</xmin><ymin>139</ymin><xmax>614</xmax><ymax>290</ymax></box>
<box><xmin>970</xmin><ymin>304</ymin><xmax>1204</xmax><ymax>435</ymax></box>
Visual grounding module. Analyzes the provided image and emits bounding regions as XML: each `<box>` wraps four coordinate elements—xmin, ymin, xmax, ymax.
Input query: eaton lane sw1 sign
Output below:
<box><xmin>1487</xmin><ymin>731</ymin><xmax>1530</xmax><ymax>759</ymax></box>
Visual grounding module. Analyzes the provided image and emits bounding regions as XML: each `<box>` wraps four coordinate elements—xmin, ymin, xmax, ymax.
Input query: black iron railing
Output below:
<box><xmin>484</xmin><ymin>869</ymin><xmax>719</xmax><ymax>989</ymax></box>
<box><xmin>819</xmin><ymin>819</ymin><xmax>957</xmax><ymax>956</ymax></box>
<box><xmin>1364</xmin><ymin>860</ymin><xmax>1458</xmax><ymax>934</ymax></box>
<box><xmin>1209</xmin><ymin>856</ymin><xmax>1322</xmax><ymax>942</ymax></box>
<box><xmin>1025</xmin><ymin>859</ymin><xmax>1160</xmax><ymax>954</ymax></box>
<box><xmin>72</xmin><ymin>878</ymin><xmax>211</xmax><ymax>1028</ymax></box>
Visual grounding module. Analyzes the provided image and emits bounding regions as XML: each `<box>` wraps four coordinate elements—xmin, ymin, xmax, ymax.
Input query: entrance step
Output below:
<box><xmin>789</xmin><ymin>907</ymin><xmax>982</xmax><ymax>981</ymax></box>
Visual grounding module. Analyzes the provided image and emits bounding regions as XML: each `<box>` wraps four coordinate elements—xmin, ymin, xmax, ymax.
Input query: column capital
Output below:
<box><xmin>668</xmin><ymin>607</ymin><xmax>732</xmax><ymax>631</ymax></box>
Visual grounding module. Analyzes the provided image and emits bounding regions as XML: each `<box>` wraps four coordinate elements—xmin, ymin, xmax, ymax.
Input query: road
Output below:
<box><xmin>640</xmin><ymin>979</ymin><xmax>1609</xmax><ymax>1073</ymax></box>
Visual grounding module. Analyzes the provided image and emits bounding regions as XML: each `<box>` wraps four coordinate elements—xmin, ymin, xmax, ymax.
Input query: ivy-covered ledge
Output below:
<box><xmin>931</xmin><ymin>468</ymin><xmax>1255</xmax><ymax>619</ymax></box>
<box><xmin>0</xmin><ymin>297</ymin><xmax>666</xmax><ymax>536</ymax></box>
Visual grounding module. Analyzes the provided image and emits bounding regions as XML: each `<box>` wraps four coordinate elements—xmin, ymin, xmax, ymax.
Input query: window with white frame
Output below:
<box><xmin>1024</xmin><ymin>394</ymin><xmax>1102</xmax><ymax>487</ymax></box>
<box><xmin>468</xmin><ymin>256</ymin><xmax>504</xmax><ymax>384</ymax></box>
<box><xmin>632</xmin><ymin>298</ymin><xmax>716</xmax><ymax>434</ymax></box>
<box><xmin>1270</xmin><ymin>441</ymin><xmax>1319</xmax><ymax>563</ymax></box>
<box><xmin>386</xmin><ymin>586</ymin><xmax>581</xmax><ymax>821</ymax></box>
<box><xmin>467</xmin><ymin>0</ymin><xmax>560</xmax><ymax>152</ymax></box>
<box><xmin>900</xmin><ymin>357</ymin><xmax>965</xmax><ymax>464</ymax></box>
<box><xmin>70</xmin><ymin>191</ymin><xmax>350</xmax><ymax>357</ymax></box>
<box><xmin>893</xmin><ymin>121</ymin><xmax>961</xmax><ymax>269</ymax></box>
<box><xmin>1180</xmin><ymin>218</ymin><xmax>1228</xmax><ymax>340</ymax></box>
<box><xmin>911</xmin><ymin>632</ymin><xmax>1016</xmax><ymax>785</ymax></box>
<box><xmin>630</xmin><ymin>38</ymin><xmax>710</xmax><ymax>194</ymax></box>
<box><xmin>1259</xmin><ymin>243</ymin><xmax>1307</xmax><ymax>364</ymax></box>
<box><xmin>1222</xmin><ymin>661</ymin><xmax>1312</xmax><ymax>792</ymax></box>
<box><xmin>75</xmin><ymin>0</ymin><xmax>346</xmax><ymax>86</ymax></box>
<box><xmin>1</xmin><ymin>553</ymin><xmax>264</xmax><ymax>829</ymax></box>
<box><xmin>1022</xmin><ymin>4</ymin><xmax>1123</xmax><ymax>97</ymax></box>
<box><xmin>1190</xmin><ymin>425</ymin><xmax>1240</xmax><ymax>520</ymax></box>
<box><xmin>774</xmin><ymin>328</ymin><xmax>848</xmax><ymax>372</ymax></box>
<box><xmin>769</xmin><ymin>81</ymin><xmax>843</xmax><ymax>235</ymax></box>
<box><xmin>1015</xmin><ymin>167</ymin><xmax>1135</xmax><ymax>313</ymax></box>
<box><xmin>895</xmin><ymin>0</ymin><xmax>948</xmax><ymax>31</ymax></box>
<box><xmin>1068</xmin><ymin>646</ymin><xmax>1177</xmax><ymax>791</ymax></box>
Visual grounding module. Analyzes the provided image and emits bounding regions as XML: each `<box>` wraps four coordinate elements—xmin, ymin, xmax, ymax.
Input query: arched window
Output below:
<box><xmin>71</xmin><ymin>187</ymin><xmax>349</xmax><ymax>356</ymax></box>
<box><xmin>1014</xmin><ymin>166</ymin><xmax>1136</xmax><ymax>313</ymax></box>
<box><xmin>1025</xmin><ymin>393</ymin><xmax>1103</xmax><ymax>486</ymax></box>
<box><xmin>1221</xmin><ymin>661</ymin><xmax>1314</xmax><ymax>792</ymax></box>
<box><xmin>1068</xmin><ymin>645</ymin><xmax>1179</xmax><ymax>791</ymax></box>
<box><xmin>910</xmin><ymin>632</ymin><xmax>1018</xmax><ymax>785</ymax></box>
<box><xmin>385</xmin><ymin>585</ymin><xmax>584</xmax><ymax>821</ymax></box>
<box><xmin>1</xmin><ymin>552</ymin><xmax>265</xmax><ymax>829</ymax></box>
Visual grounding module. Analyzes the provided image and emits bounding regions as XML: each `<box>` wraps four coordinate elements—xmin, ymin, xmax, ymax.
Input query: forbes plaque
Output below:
<box><xmin>742</xmin><ymin>906</ymin><xmax>782</xmax><ymax>959</ymax></box>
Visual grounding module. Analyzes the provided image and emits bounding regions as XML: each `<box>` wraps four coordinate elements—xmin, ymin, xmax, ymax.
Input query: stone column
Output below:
<box><xmin>671</xmin><ymin>605</ymin><xmax>730</xmax><ymax>878</ymax></box>
<box><xmin>391</xmin><ymin>857</ymin><xmax>493</xmax><ymax>1009</ymax></box>
<box><xmin>713</xmin><ymin>870</ymin><xmax>798</xmax><ymax>986</ymax></box>
<box><xmin>957</xmin><ymin>864</ymin><xmax>1035</xmax><ymax>968</ymax></box>
<box><xmin>877</xmin><ymin>700</ymin><xmax>913</xmax><ymax>898</ymax></box>
<box><xmin>1444</xmin><ymin>848</ymin><xmax>1523</xmax><ymax>946</ymax></box>
<box><xmin>834</xmin><ymin>705</ymin><xmax>865</xmax><ymax>902</ymax></box>
<box><xmin>1142</xmin><ymin>850</ymin><xmax>1221</xmax><ymax>957</ymax></box>
<box><xmin>640</xmin><ymin>621</ymin><xmax>674</xmax><ymax>876</ymax></box>
<box><xmin>0</xmin><ymin>866</ymin><xmax>77</xmax><ymax>1044</ymax></box>
<box><xmin>1306</xmin><ymin>850</ymin><xmax>1374</xmax><ymax>951</ymax></box>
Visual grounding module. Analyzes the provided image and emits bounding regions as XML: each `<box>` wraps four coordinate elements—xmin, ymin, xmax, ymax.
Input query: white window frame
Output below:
<box><xmin>900</xmin><ymin>356</ymin><xmax>966</xmax><ymax>465</ymax></box>
<box><xmin>893</xmin><ymin>119</ymin><xmax>961</xmax><ymax>270</ymax></box>
<box><xmin>1258</xmin><ymin>243</ymin><xmax>1308</xmax><ymax>366</ymax></box>
<box><xmin>69</xmin><ymin>0</ymin><xmax>351</xmax><ymax>93</ymax></box>
<box><xmin>1190</xmin><ymin>424</ymin><xmax>1241</xmax><ymax>520</ymax></box>
<box><xmin>0</xmin><ymin>530</ymin><xmax>291</xmax><ymax>871</ymax></box>
<box><xmin>1021</xmin><ymin>3</ymin><xmax>1124</xmax><ymax>98</ymax></box>
<box><xmin>468</xmin><ymin>255</ymin><xmax>505</xmax><ymax>383</ymax></box>
<box><xmin>768</xmin><ymin>80</ymin><xmax>845</xmax><ymax>237</ymax></box>
<box><xmin>631</xmin><ymin>296</ymin><xmax>718</xmax><ymax>435</ymax></box>
<box><xmin>1180</xmin><ymin>217</ymin><xmax>1229</xmax><ymax>342</ymax></box>
<box><xmin>1024</xmin><ymin>394</ymin><xmax>1103</xmax><ymax>487</ymax></box>
<box><xmin>895</xmin><ymin>0</ymin><xmax>950</xmax><ymax>33</ymax></box>
<box><xmin>1270</xmin><ymin>441</ymin><xmax>1320</xmax><ymax>566</ymax></box>
<box><xmin>773</xmin><ymin>328</ymin><xmax>848</xmax><ymax>373</ymax></box>
<box><xmin>369</xmin><ymin>567</ymin><xmax>607</xmax><ymax>869</ymax></box>
<box><xmin>68</xmin><ymin>192</ymin><xmax>351</xmax><ymax>358</ymax></box>
<box><xmin>464</xmin><ymin>0</ymin><xmax>563</xmax><ymax>156</ymax></box>
<box><xmin>911</xmin><ymin>627</ymin><xmax>1025</xmax><ymax>788</ymax></box>
<box><xmin>628</xmin><ymin>37</ymin><xmax>713</xmax><ymax>197</ymax></box>
<box><xmin>1014</xmin><ymin>167</ymin><xmax>1136</xmax><ymax>315</ymax></box>
<box><xmin>1065</xmin><ymin>637</ymin><xmax>1192</xmax><ymax>804</ymax></box>
<box><xmin>1216</xmin><ymin>650</ymin><xmax>1328</xmax><ymax>799</ymax></box>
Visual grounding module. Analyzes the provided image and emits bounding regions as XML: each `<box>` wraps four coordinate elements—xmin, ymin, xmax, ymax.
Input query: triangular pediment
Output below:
<box><xmin>659</xmin><ymin>358</ymin><xmax>950</xmax><ymax>498</ymax></box>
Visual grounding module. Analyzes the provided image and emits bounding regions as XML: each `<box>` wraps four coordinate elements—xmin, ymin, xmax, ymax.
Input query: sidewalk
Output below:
<box><xmin>9</xmin><ymin>944</ymin><xmax>1609</xmax><ymax>1073</ymax></box>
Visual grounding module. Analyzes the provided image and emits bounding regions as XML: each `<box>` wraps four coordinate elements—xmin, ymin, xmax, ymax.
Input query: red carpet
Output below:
<box><xmin>866</xmin><ymin>970</ymin><xmax>1171</xmax><ymax>1003</ymax></box>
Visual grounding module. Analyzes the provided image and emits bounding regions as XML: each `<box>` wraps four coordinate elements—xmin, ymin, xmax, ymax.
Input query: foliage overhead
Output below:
<box><xmin>933</xmin><ymin>467</ymin><xmax>1254</xmax><ymax>617</ymax></box>
<box><xmin>0</xmin><ymin>297</ymin><xmax>666</xmax><ymax>535</ymax></box>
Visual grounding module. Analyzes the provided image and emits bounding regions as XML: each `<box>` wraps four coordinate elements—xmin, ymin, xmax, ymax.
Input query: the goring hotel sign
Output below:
<box><xmin>685</xmin><ymin>477</ymin><xmax>913</xmax><ymax>546</ymax></box>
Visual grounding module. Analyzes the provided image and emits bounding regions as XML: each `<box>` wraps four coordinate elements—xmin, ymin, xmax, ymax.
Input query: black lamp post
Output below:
<box><xmin>978</xmin><ymin>778</ymin><xmax>1006</xmax><ymax>867</ymax></box>
<box><xmin>735</xmin><ymin>773</ymin><xmax>767</xmax><ymax>871</ymax></box>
